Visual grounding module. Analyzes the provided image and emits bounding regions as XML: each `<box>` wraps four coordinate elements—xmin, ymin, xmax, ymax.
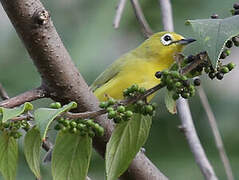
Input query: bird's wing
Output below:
<box><xmin>90</xmin><ymin>53</ymin><xmax>131</xmax><ymax>92</ymax></box>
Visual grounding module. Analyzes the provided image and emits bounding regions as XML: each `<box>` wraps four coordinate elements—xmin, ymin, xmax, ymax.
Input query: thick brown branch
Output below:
<box><xmin>0</xmin><ymin>87</ymin><xmax>46</xmax><ymax>108</ymax></box>
<box><xmin>130</xmin><ymin>0</ymin><xmax>153</xmax><ymax>38</ymax></box>
<box><xmin>0</xmin><ymin>83</ymin><xmax>9</xmax><ymax>100</ymax></box>
<box><xmin>0</xmin><ymin>0</ymin><xmax>167</xmax><ymax>179</ymax></box>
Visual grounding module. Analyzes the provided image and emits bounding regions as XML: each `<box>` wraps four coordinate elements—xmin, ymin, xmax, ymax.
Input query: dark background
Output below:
<box><xmin>0</xmin><ymin>0</ymin><xmax>238</xmax><ymax>179</ymax></box>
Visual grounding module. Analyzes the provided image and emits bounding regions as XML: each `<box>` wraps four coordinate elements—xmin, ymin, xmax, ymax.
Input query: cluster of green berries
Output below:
<box><xmin>54</xmin><ymin>117</ymin><xmax>104</xmax><ymax>137</ymax></box>
<box><xmin>132</xmin><ymin>100</ymin><xmax>156</xmax><ymax>116</ymax></box>
<box><xmin>49</xmin><ymin>102</ymin><xmax>62</xmax><ymax>109</ymax></box>
<box><xmin>183</xmin><ymin>53</ymin><xmax>236</xmax><ymax>81</ymax></box>
<box><xmin>99</xmin><ymin>98</ymin><xmax>133</xmax><ymax>123</ymax></box>
<box><xmin>123</xmin><ymin>84</ymin><xmax>146</xmax><ymax>98</ymax></box>
<box><xmin>155</xmin><ymin>70</ymin><xmax>199</xmax><ymax>100</ymax></box>
<box><xmin>0</xmin><ymin>120</ymin><xmax>30</xmax><ymax>139</ymax></box>
<box><xmin>206</xmin><ymin>62</ymin><xmax>236</xmax><ymax>80</ymax></box>
<box><xmin>231</xmin><ymin>2</ymin><xmax>239</xmax><ymax>15</ymax></box>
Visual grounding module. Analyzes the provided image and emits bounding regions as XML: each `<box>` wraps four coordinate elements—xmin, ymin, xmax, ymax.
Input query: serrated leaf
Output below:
<box><xmin>34</xmin><ymin>102</ymin><xmax>77</xmax><ymax>140</ymax></box>
<box><xmin>0</xmin><ymin>132</ymin><xmax>18</xmax><ymax>180</ymax></box>
<box><xmin>106</xmin><ymin>114</ymin><xmax>152</xmax><ymax>180</ymax></box>
<box><xmin>184</xmin><ymin>15</ymin><xmax>239</xmax><ymax>67</ymax></box>
<box><xmin>165</xmin><ymin>90</ymin><xmax>177</xmax><ymax>114</ymax></box>
<box><xmin>24</xmin><ymin>127</ymin><xmax>41</xmax><ymax>179</ymax></box>
<box><xmin>0</xmin><ymin>102</ymin><xmax>33</xmax><ymax>123</ymax></box>
<box><xmin>52</xmin><ymin>131</ymin><xmax>92</xmax><ymax>180</ymax></box>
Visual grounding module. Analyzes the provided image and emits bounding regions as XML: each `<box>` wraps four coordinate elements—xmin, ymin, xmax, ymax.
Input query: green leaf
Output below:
<box><xmin>106</xmin><ymin>114</ymin><xmax>152</xmax><ymax>180</ymax></box>
<box><xmin>24</xmin><ymin>127</ymin><xmax>41</xmax><ymax>179</ymax></box>
<box><xmin>165</xmin><ymin>90</ymin><xmax>177</xmax><ymax>114</ymax></box>
<box><xmin>52</xmin><ymin>131</ymin><xmax>92</xmax><ymax>180</ymax></box>
<box><xmin>184</xmin><ymin>15</ymin><xmax>239</xmax><ymax>67</ymax></box>
<box><xmin>0</xmin><ymin>132</ymin><xmax>18</xmax><ymax>180</ymax></box>
<box><xmin>34</xmin><ymin>102</ymin><xmax>77</xmax><ymax>140</ymax></box>
<box><xmin>0</xmin><ymin>102</ymin><xmax>33</xmax><ymax>123</ymax></box>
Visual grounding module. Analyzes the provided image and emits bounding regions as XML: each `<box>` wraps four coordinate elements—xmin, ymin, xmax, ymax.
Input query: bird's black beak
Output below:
<box><xmin>176</xmin><ymin>38</ymin><xmax>196</xmax><ymax>45</ymax></box>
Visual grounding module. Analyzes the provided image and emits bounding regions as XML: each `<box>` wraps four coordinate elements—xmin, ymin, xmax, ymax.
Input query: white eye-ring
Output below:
<box><xmin>161</xmin><ymin>33</ymin><xmax>173</xmax><ymax>46</ymax></box>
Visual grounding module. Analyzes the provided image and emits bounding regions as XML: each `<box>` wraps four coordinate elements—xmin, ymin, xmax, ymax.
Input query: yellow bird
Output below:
<box><xmin>91</xmin><ymin>32</ymin><xmax>195</xmax><ymax>101</ymax></box>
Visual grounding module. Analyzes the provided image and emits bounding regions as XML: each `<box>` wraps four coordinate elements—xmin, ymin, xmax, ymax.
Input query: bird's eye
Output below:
<box><xmin>161</xmin><ymin>34</ymin><xmax>173</xmax><ymax>46</ymax></box>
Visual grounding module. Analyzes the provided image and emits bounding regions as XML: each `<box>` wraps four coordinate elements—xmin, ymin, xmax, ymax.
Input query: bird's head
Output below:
<box><xmin>137</xmin><ymin>32</ymin><xmax>196</xmax><ymax>63</ymax></box>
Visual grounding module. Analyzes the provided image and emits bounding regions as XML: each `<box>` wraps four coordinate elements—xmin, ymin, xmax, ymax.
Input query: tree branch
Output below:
<box><xmin>113</xmin><ymin>0</ymin><xmax>127</xmax><ymax>29</ymax></box>
<box><xmin>158</xmin><ymin>0</ymin><xmax>174</xmax><ymax>32</ymax></box>
<box><xmin>0</xmin><ymin>0</ymin><xmax>167</xmax><ymax>179</ymax></box>
<box><xmin>198</xmin><ymin>86</ymin><xmax>234</xmax><ymax>180</ymax></box>
<box><xmin>0</xmin><ymin>83</ymin><xmax>9</xmax><ymax>100</ymax></box>
<box><xmin>176</xmin><ymin>99</ymin><xmax>218</xmax><ymax>180</ymax></box>
<box><xmin>130</xmin><ymin>0</ymin><xmax>153</xmax><ymax>38</ymax></box>
<box><xmin>0</xmin><ymin>87</ymin><xmax>46</xmax><ymax>108</ymax></box>
<box><xmin>158</xmin><ymin>0</ymin><xmax>218</xmax><ymax>179</ymax></box>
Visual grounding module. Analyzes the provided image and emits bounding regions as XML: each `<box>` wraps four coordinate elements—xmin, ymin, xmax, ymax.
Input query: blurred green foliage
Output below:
<box><xmin>0</xmin><ymin>0</ymin><xmax>239</xmax><ymax>179</ymax></box>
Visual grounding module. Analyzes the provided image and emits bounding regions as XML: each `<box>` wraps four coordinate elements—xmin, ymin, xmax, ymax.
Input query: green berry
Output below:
<box><xmin>171</xmin><ymin>71</ymin><xmax>180</xmax><ymax>79</ymax></box>
<box><xmin>137</xmin><ymin>100</ymin><xmax>144</xmax><ymax>106</ymax></box>
<box><xmin>162</xmin><ymin>70</ymin><xmax>169</xmax><ymax>76</ymax></box>
<box><xmin>117</xmin><ymin>106</ymin><xmax>125</xmax><ymax>113</ymax></box>
<box><xmin>108</xmin><ymin>110</ymin><xmax>117</xmax><ymax>119</ymax></box>
<box><xmin>63</xmin><ymin>119</ymin><xmax>70</xmax><ymax>127</ymax></box>
<box><xmin>221</xmin><ymin>66</ymin><xmax>229</xmax><ymax>74</ymax></box>
<box><xmin>181</xmin><ymin>75</ymin><xmax>187</xmax><ymax>81</ymax></box>
<box><xmin>71</xmin><ymin>127</ymin><xmax>77</xmax><ymax>134</ymax></box>
<box><xmin>70</xmin><ymin>121</ymin><xmax>77</xmax><ymax>128</ymax></box>
<box><xmin>125</xmin><ymin>111</ymin><xmax>133</xmax><ymax>118</ymax></box>
<box><xmin>106</xmin><ymin>107</ymin><xmax>114</xmax><ymax>113</ymax></box>
<box><xmin>123</xmin><ymin>89</ymin><xmax>129</xmax><ymax>96</ymax></box>
<box><xmin>131</xmin><ymin>84</ymin><xmax>139</xmax><ymax>91</ymax></box>
<box><xmin>55</xmin><ymin>102</ymin><xmax>62</xmax><ymax>109</ymax></box>
<box><xmin>77</xmin><ymin>123</ymin><xmax>86</xmax><ymax>130</ymax></box>
<box><xmin>225</xmin><ymin>49</ymin><xmax>231</xmax><ymax>56</ymax></box>
<box><xmin>108</xmin><ymin>98</ymin><xmax>116</xmax><ymax>105</ymax></box>
<box><xmin>227</xmin><ymin>63</ymin><xmax>236</xmax><ymax>71</ymax></box>
<box><xmin>97</xmin><ymin>127</ymin><xmax>104</xmax><ymax>136</ymax></box>
<box><xmin>3</xmin><ymin>123</ymin><xmax>10</xmax><ymax>128</ymax></box>
<box><xmin>181</xmin><ymin>92</ymin><xmax>190</xmax><ymax>99</ymax></box>
<box><xmin>172</xmin><ymin>93</ymin><xmax>179</xmax><ymax>100</ymax></box>
<box><xmin>189</xmin><ymin>85</ymin><xmax>195</xmax><ymax>91</ymax></box>
<box><xmin>145</xmin><ymin>105</ymin><xmax>153</xmax><ymax>114</ymax></box>
<box><xmin>99</xmin><ymin>102</ymin><xmax>107</xmax><ymax>108</ymax></box>
<box><xmin>152</xmin><ymin>102</ymin><xmax>157</xmax><ymax>110</ymax></box>
<box><xmin>190</xmin><ymin>89</ymin><xmax>196</xmax><ymax>97</ymax></box>
<box><xmin>88</xmin><ymin>130</ymin><xmax>95</xmax><ymax>138</ymax></box>
<box><xmin>175</xmin><ymin>82</ymin><xmax>182</xmax><ymax>88</ymax></box>
<box><xmin>139</xmin><ymin>87</ymin><xmax>146</xmax><ymax>94</ymax></box>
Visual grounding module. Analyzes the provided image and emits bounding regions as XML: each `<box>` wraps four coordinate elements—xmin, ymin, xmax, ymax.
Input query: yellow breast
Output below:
<box><xmin>94</xmin><ymin>59</ymin><xmax>171</xmax><ymax>101</ymax></box>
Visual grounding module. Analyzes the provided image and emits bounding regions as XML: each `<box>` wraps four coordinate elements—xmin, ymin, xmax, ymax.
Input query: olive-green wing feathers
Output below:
<box><xmin>90</xmin><ymin>53</ymin><xmax>132</xmax><ymax>92</ymax></box>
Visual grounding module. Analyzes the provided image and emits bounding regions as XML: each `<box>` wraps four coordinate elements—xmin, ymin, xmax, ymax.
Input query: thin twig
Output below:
<box><xmin>158</xmin><ymin>0</ymin><xmax>218</xmax><ymax>179</ymax></box>
<box><xmin>130</xmin><ymin>0</ymin><xmax>153</xmax><ymax>38</ymax></box>
<box><xmin>198</xmin><ymin>86</ymin><xmax>234</xmax><ymax>180</ymax></box>
<box><xmin>113</xmin><ymin>0</ymin><xmax>127</xmax><ymax>29</ymax></box>
<box><xmin>0</xmin><ymin>83</ymin><xmax>9</xmax><ymax>100</ymax></box>
<box><xmin>158</xmin><ymin>0</ymin><xmax>174</xmax><ymax>32</ymax></box>
<box><xmin>0</xmin><ymin>87</ymin><xmax>47</xmax><ymax>108</ymax></box>
<box><xmin>176</xmin><ymin>99</ymin><xmax>218</xmax><ymax>180</ymax></box>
